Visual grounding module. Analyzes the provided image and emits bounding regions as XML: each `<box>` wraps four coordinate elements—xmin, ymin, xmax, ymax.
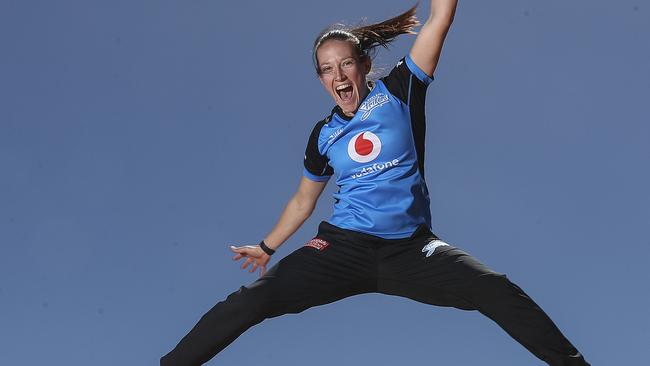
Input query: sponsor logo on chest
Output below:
<box><xmin>327</xmin><ymin>127</ymin><xmax>344</xmax><ymax>145</ymax></box>
<box><xmin>358</xmin><ymin>93</ymin><xmax>390</xmax><ymax>121</ymax></box>
<box><xmin>350</xmin><ymin>159</ymin><xmax>400</xmax><ymax>179</ymax></box>
<box><xmin>345</xmin><ymin>131</ymin><xmax>402</xmax><ymax>179</ymax></box>
<box><xmin>347</xmin><ymin>131</ymin><xmax>381</xmax><ymax>163</ymax></box>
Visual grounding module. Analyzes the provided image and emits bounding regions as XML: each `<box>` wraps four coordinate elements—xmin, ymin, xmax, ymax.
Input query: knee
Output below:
<box><xmin>470</xmin><ymin>272</ymin><xmax>533</xmax><ymax>307</ymax></box>
<box><xmin>472</xmin><ymin>272</ymin><xmax>520</xmax><ymax>297</ymax></box>
<box><xmin>221</xmin><ymin>279</ymin><xmax>303</xmax><ymax>320</ymax></box>
<box><xmin>221</xmin><ymin>285</ymin><xmax>273</xmax><ymax>318</ymax></box>
<box><xmin>186</xmin><ymin>284</ymin><xmax>272</xmax><ymax>332</ymax></box>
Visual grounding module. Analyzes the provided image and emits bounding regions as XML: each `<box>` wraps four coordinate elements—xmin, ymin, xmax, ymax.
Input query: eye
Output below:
<box><xmin>320</xmin><ymin>66</ymin><xmax>333</xmax><ymax>74</ymax></box>
<box><xmin>342</xmin><ymin>59</ymin><xmax>355</xmax><ymax>67</ymax></box>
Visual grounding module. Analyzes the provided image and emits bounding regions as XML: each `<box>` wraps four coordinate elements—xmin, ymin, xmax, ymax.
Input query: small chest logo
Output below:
<box><xmin>422</xmin><ymin>239</ymin><xmax>449</xmax><ymax>258</ymax></box>
<box><xmin>358</xmin><ymin>93</ymin><xmax>390</xmax><ymax>121</ymax></box>
<box><xmin>305</xmin><ymin>238</ymin><xmax>330</xmax><ymax>251</ymax></box>
<box><xmin>326</xmin><ymin>127</ymin><xmax>344</xmax><ymax>146</ymax></box>
<box><xmin>347</xmin><ymin>131</ymin><xmax>381</xmax><ymax>163</ymax></box>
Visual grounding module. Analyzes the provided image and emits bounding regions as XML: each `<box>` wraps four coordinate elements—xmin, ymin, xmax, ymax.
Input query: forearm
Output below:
<box><xmin>263</xmin><ymin>195</ymin><xmax>315</xmax><ymax>251</ymax></box>
<box><xmin>410</xmin><ymin>0</ymin><xmax>458</xmax><ymax>76</ymax></box>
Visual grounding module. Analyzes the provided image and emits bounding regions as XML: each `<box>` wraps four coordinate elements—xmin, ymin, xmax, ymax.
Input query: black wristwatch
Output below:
<box><xmin>259</xmin><ymin>240</ymin><xmax>276</xmax><ymax>256</ymax></box>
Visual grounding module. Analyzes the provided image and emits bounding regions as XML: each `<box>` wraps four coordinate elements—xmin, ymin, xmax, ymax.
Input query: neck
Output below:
<box><xmin>343</xmin><ymin>84</ymin><xmax>371</xmax><ymax>117</ymax></box>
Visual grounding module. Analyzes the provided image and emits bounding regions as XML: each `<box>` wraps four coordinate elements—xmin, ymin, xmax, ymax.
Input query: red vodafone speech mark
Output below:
<box><xmin>304</xmin><ymin>238</ymin><xmax>330</xmax><ymax>251</ymax></box>
<box><xmin>354</xmin><ymin>134</ymin><xmax>373</xmax><ymax>156</ymax></box>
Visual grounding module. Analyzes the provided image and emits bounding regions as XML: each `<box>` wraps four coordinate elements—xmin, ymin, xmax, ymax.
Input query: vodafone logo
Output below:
<box><xmin>347</xmin><ymin>131</ymin><xmax>381</xmax><ymax>163</ymax></box>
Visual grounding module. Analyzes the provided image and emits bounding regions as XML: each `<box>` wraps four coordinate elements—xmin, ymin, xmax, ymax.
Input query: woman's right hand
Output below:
<box><xmin>230</xmin><ymin>245</ymin><xmax>270</xmax><ymax>277</ymax></box>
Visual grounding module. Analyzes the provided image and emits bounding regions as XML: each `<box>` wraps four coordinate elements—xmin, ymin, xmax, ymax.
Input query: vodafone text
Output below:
<box><xmin>350</xmin><ymin>159</ymin><xmax>400</xmax><ymax>179</ymax></box>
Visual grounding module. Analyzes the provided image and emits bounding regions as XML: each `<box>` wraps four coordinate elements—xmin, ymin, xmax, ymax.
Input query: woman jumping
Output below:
<box><xmin>161</xmin><ymin>2</ymin><xmax>590</xmax><ymax>365</ymax></box>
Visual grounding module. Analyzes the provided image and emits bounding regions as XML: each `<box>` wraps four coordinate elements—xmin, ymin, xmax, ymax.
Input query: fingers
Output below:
<box><xmin>259</xmin><ymin>265</ymin><xmax>266</xmax><ymax>277</ymax></box>
<box><xmin>231</xmin><ymin>245</ymin><xmax>261</xmax><ymax>257</ymax></box>
<box><xmin>250</xmin><ymin>263</ymin><xmax>258</xmax><ymax>273</ymax></box>
<box><xmin>241</xmin><ymin>257</ymin><xmax>254</xmax><ymax>270</ymax></box>
<box><xmin>231</xmin><ymin>245</ymin><xmax>252</xmax><ymax>261</ymax></box>
<box><xmin>230</xmin><ymin>245</ymin><xmax>245</xmax><ymax>252</ymax></box>
<box><xmin>231</xmin><ymin>245</ymin><xmax>252</xmax><ymax>253</ymax></box>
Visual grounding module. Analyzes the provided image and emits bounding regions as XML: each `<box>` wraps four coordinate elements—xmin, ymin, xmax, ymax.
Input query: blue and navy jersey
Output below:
<box><xmin>303</xmin><ymin>55</ymin><xmax>434</xmax><ymax>239</ymax></box>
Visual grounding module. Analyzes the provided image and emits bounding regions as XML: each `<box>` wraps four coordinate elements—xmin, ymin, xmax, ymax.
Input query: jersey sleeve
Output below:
<box><xmin>303</xmin><ymin>118</ymin><xmax>333</xmax><ymax>182</ymax></box>
<box><xmin>380</xmin><ymin>55</ymin><xmax>433</xmax><ymax>176</ymax></box>
<box><xmin>381</xmin><ymin>54</ymin><xmax>433</xmax><ymax>106</ymax></box>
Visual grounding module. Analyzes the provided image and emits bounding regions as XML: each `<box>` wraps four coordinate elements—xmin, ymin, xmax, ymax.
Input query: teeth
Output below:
<box><xmin>336</xmin><ymin>84</ymin><xmax>351</xmax><ymax>91</ymax></box>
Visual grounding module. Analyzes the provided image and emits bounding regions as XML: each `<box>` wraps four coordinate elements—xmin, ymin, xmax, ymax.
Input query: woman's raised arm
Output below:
<box><xmin>409</xmin><ymin>0</ymin><xmax>458</xmax><ymax>77</ymax></box>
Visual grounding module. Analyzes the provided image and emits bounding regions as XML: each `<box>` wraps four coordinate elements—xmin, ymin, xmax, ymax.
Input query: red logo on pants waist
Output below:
<box><xmin>304</xmin><ymin>238</ymin><xmax>330</xmax><ymax>251</ymax></box>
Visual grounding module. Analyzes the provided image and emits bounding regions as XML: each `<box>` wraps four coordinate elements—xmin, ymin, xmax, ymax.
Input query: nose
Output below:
<box><xmin>334</xmin><ymin>66</ymin><xmax>346</xmax><ymax>81</ymax></box>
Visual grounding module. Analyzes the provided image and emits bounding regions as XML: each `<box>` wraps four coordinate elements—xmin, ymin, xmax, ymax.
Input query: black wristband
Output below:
<box><xmin>259</xmin><ymin>240</ymin><xmax>276</xmax><ymax>256</ymax></box>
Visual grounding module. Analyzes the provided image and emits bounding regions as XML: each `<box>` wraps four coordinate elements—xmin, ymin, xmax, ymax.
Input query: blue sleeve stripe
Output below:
<box><xmin>303</xmin><ymin>167</ymin><xmax>331</xmax><ymax>182</ymax></box>
<box><xmin>405</xmin><ymin>55</ymin><xmax>434</xmax><ymax>86</ymax></box>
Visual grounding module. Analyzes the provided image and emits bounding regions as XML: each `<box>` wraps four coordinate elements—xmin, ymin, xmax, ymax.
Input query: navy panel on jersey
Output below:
<box><xmin>303</xmin><ymin>117</ymin><xmax>334</xmax><ymax>182</ymax></box>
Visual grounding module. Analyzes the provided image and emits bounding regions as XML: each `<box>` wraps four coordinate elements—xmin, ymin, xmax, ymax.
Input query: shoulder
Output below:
<box><xmin>380</xmin><ymin>55</ymin><xmax>434</xmax><ymax>105</ymax></box>
<box><xmin>303</xmin><ymin>112</ymin><xmax>336</xmax><ymax>181</ymax></box>
<box><xmin>308</xmin><ymin>110</ymin><xmax>335</xmax><ymax>139</ymax></box>
<box><xmin>305</xmin><ymin>112</ymin><xmax>335</xmax><ymax>155</ymax></box>
<box><xmin>381</xmin><ymin>56</ymin><xmax>434</xmax><ymax>86</ymax></box>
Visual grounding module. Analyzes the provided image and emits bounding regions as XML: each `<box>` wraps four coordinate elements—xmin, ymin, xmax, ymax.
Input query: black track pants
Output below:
<box><xmin>161</xmin><ymin>221</ymin><xmax>590</xmax><ymax>366</ymax></box>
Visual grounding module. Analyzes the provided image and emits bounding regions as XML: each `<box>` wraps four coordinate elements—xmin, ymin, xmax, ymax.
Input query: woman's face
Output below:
<box><xmin>316</xmin><ymin>39</ymin><xmax>371</xmax><ymax>117</ymax></box>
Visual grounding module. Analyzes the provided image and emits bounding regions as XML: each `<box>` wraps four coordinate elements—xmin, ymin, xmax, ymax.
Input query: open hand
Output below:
<box><xmin>230</xmin><ymin>245</ymin><xmax>270</xmax><ymax>277</ymax></box>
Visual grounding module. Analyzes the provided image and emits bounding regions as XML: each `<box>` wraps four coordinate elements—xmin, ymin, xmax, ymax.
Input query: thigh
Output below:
<box><xmin>247</xmin><ymin>233</ymin><xmax>376</xmax><ymax>317</ymax></box>
<box><xmin>378</xmin><ymin>236</ymin><xmax>501</xmax><ymax>310</ymax></box>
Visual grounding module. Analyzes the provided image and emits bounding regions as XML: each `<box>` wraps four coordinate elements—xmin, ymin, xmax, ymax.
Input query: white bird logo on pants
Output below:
<box><xmin>422</xmin><ymin>239</ymin><xmax>449</xmax><ymax>258</ymax></box>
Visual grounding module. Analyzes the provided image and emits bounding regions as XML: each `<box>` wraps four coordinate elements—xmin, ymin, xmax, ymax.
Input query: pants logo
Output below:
<box><xmin>305</xmin><ymin>238</ymin><xmax>330</xmax><ymax>251</ymax></box>
<box><xmin>422</xmin><ymin>239</ymin><xmax>449</xmax><ymax>257</ymax></box>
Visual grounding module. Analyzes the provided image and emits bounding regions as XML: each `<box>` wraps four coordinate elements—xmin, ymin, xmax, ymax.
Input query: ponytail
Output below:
<box><xmin>313</xmin><ymin>4</ymin><xmax>420</xmax><ymax>74</ymax></box>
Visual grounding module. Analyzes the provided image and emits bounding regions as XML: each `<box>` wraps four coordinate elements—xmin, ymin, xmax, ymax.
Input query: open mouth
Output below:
<box><xmin>335</xmin><ymin>83</ymin><xmax>354</xmax><ymax>103</ymax></box>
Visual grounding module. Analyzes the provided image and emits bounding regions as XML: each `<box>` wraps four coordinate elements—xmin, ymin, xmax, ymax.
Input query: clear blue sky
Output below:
<box><xmin>1</xmin><ymin>1</ymin><xmax>648</xmax><ymax>365</ymax></box>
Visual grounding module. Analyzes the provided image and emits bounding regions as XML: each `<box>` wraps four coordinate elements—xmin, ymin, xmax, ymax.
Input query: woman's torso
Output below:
<box><xmin>303</xmin><ymin>55</ymin><xmax>434</xmax><ymax>239</ymax></box>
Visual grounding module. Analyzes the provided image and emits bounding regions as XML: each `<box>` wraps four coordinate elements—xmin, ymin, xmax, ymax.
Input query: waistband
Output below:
<box><xmin>317</xmin><ymin>220</ymin><xmax>436</xmax><ymax>246</ymax></box>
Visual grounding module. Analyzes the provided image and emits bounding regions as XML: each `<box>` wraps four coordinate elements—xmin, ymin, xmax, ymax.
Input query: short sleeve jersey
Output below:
<box><xmin>303</xmin><ymin>55</ymin><xmax>433</xmax><ymax>239</ymax></box>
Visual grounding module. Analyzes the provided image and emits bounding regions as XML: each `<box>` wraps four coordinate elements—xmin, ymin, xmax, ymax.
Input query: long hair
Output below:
<box><xmin>313</xmin><ymin>4</ymin><xmax>420</xmax><ymax>75</ymax></box>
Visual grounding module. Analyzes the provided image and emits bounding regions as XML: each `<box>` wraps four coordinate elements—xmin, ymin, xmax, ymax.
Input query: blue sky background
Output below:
<box><xmin>1</xmin><ymin>1</ymin><xmax>648</xmax><ymax>365</ymax></box>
